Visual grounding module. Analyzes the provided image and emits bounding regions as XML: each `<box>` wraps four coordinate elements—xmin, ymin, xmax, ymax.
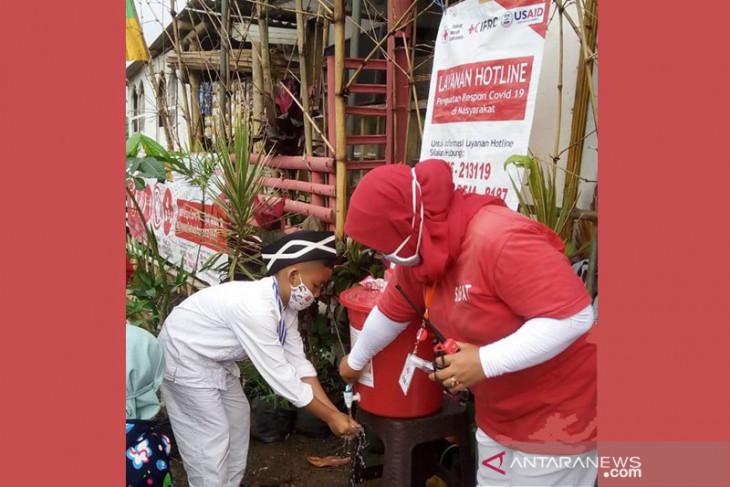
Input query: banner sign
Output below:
<box><xmin>127</xmin><ymin>174</ymin><xmax>228</xmax><ymax>285</ymax></box>
<box><xmin>420</xmin><ymin>0</ymin><xmax>551</xmax><ymax>209</ymax></box>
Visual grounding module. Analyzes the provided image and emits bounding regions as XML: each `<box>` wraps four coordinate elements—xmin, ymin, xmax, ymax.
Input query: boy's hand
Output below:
<box><xmin>327</xmin><ymin>411</ymin><xmax>361</xmax><ymax>437</ymax></box>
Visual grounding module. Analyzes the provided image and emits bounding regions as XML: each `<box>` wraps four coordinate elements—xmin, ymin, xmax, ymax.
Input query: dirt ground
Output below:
<box><xmin>170</xmin><ymin>432</ymin><xmax>384</xmax><ymax>487</ymax></box>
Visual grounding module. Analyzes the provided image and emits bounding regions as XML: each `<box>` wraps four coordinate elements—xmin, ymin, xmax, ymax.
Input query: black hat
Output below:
<box><xmin>261</xmin><ymin>230</ymin><xmax>337</xmax><ymax>276</ymax></box>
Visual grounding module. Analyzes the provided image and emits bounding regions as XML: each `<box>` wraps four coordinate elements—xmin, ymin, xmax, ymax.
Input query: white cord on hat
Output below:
<box><xmin>262</xmin><ymin>234</ymin><xmax>337</xmax><ymax>271</ymax></box>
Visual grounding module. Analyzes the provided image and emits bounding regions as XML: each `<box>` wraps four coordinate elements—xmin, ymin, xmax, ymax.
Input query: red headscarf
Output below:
<box><xmin>345</xmin><ymin>159</ymin><xmax>506</xmax><ymax>283</ymax></box>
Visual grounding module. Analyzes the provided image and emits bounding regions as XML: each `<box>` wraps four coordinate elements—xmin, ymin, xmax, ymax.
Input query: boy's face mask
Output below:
<box><xmin>288</xmin><ymin>274</ymin><xmax>315</xmax><ymax>311</ymax></box>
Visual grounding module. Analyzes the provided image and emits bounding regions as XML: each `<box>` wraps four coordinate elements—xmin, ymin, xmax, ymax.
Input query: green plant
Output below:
<box><xmin>199</xmin><ymin>114</ymin><xmax>268</xmax><ymax>281</ymax></box>
<box><xmin>126</xmin><ymin>238</ymin><xmax>192</xmax><ymax>334</ymax></box>
<box><xmin>327</xmin><ymin>237</ymin><xmax>385</xmax><ymax>332</ymax></box>
<box><xmin>240</xmin><ymin>360</ymin><xmax>292</xmax><ymax>408</ymax></box>
<box><xmin>504</xmin><ymin>155</ymin><xmax>588</xmax><ymax>258</ymax></box>
<box><xmin>332</xmin><ymin>238</ymin><xmax>385</xmax><ymax>294</ymax></box>
<box><xmin>126</xmin><ymin>134</ymin><xmax>195</xmax><ymax>334</ymax></box>
<box><xmin>126</xmin><ymin>133</ymin><xmax>171</xmax><ymax>189</ymax></box>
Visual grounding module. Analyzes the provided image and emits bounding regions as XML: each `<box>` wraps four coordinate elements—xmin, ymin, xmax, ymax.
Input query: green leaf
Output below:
<box><xmin>126</xmin><ymin>157</ymin><xmax>141</xmax><ymax>174</ymax></box>
<box><xmin>133</xmin><ymin>177</ymin><xmax>146</xmax><ymax>190</ymax></box>
<box><xmin>126</xmin><ymin>134</ymin><xmax>141</xmax><ymax>157</ymax></box>
<box><xmin>138</xmin><ymin>157</ymin><xmax>167</xmax><ymax>181</ymax></box>
<box><xmin>139</xmin><ymin>135</ymin><xmax>171</xmax><ymax>161</ymax></box>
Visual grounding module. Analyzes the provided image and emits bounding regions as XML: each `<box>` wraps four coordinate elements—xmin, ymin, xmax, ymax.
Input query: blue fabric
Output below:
<box><xmin>126</xmin><ymin>420</ymin><xmax>173</xmax><ymax>486</ymax></box>
<box><xmin>273</xmin><ymin>280</ymin><xmax>287</xmax><ymax>345</ymax></box>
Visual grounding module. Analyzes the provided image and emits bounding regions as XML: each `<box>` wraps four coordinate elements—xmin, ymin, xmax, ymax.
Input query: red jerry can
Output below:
<box><xmin>339</xmin><ymin>285</ymin><xmax>442</xmax><ymax>418</ymax></box>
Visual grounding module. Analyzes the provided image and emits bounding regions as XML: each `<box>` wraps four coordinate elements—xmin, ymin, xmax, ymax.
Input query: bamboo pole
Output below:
<box><xmin>561</xmin><ymin>0</ymin><xmax>597</xmax><ymax>240</ymax></box>
<box><xmin>219</xmin><ymin>0</ymin><xmax>230</xmax><ymax>143</ymax></box>
<box><xmin>146</xmin><ymin>62</ymin><xmax>176</xmax><ymax>152</ymax></box>
<box><xmin>258</xmin><ymin>0</ymin><xmax>277</xmax><ymax>128</ymax></box>
<box><xmin>400</xmin><ymin>33</ymin><xmax>422</xmax><ymax>140</ymax></box>
<box><xmin>344</xmin><ymin>0</ymin><xmax>419</xmax><ymax>92</ymax></box>
<box><xmin>409</xmin><ymin>6</ymin><xmax>423</xmax><ymax>139</ymax></box>
<box><xmin>308</xmin><ymin>16</ymin><xmax>324</xmax><ymax>109</ymax></box>
<box><xmin>252</xmin><ymin>40</ymin><xmax>265</xmax><ymax>153</ymax></box>
<box><xmin>171</xmin><ymin>1</ymin><xmax>193</xmax><ymax>149</ymax></box>
<box><xmin>585</xmin><ymin>225</ymin><xmax>598</xmax><ymax>298</ymax></box>
<box><xmin>345</xmin><ymin>0</ymin><xmax>362</xmax><ymax>164</ymax></box>
<box><xmin>552</xmin><ymin>10</ymin><xmax>564</xmax><ymax>161</ymax></box>
<box><xmin>552</xmin><ymin>2</ymin><xmax>597</xmax><ymax>67</ymax></box>
<box><xmin>295</xmin><ymin>0</ymin><xmax>313</xmax><ymax>159</ymax></box>
<box><xmin>574</xmin><ymin>0</ymin><xmax>598</xmax><ymax>133</ymax></box>
<box><xmin>334</xmin><ymin>0</ymin><xmax>347</xmax><ymax>239</ymax></box>
<box><xmin>318</xmin><ymin>7</ymin><xmax>330</xmax><ymax>145</ymax></box>
<box><xmin>189</xmin><ymin>71</ymin><xmax>203</xmax><ymax>150</ymax></box>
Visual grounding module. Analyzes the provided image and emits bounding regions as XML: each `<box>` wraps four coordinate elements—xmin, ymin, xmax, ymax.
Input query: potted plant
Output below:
<box><xmin>241</xmin><ymin>361</ymin><xmax>297</xmax><ymax>443</ymax></box>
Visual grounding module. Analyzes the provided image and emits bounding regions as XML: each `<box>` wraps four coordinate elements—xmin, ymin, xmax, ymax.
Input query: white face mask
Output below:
<box><xmin>384</xmin><ymin>168</ymin><xmax>424</xmax><ymax>267</ymax></box>
<box><xmin>288</xmin><ymin>274</ymin><xmax>315</xmax><ymax>311</ymax></box>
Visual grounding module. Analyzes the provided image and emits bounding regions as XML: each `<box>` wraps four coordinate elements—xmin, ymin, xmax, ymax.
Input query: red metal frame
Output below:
<box><xmin>256</xmin><ymin>1</ymin><xmax>414</xmax><ymax>231</ymax></box>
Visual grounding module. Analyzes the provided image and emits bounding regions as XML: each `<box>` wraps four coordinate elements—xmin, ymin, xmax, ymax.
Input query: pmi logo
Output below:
<box><xmin>482</xmin><ymin>451</ymin><xmax>507</xmax><ymax>475</ymax></box>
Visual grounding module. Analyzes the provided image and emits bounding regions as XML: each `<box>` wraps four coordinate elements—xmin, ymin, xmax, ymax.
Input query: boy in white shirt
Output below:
<box><xmin>159</xmin><ymin>230</ymin><xmax>359</xmax><ymax>487</ymax></box>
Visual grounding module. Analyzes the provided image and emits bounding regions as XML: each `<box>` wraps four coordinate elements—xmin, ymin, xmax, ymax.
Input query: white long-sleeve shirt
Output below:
<box><xmin>348</xmin><ymin>305</ymin><xmax>594</xmax><ymax>378</ymax></box>
<box><xmin>158</xmin><ymin>277</ymin><xmax>316</xmax><ymax>408</ymax></box>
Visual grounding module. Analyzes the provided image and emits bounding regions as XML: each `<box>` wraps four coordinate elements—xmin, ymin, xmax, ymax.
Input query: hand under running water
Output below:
<box><xmin>328</xmin><ymin>410</ymin><xmax>362</xmax><ymax>437</ymax></box>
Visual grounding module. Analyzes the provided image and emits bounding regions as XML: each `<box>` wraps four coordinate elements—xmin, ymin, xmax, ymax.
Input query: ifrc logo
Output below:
<box><xmin>468</xmin><ymin>17</ymin><xmax>499</xmax><ymax>35</ymax></box>
<box><xmin>482</xmin><ymin>451</ymin><xmax>507</xmax><ymax>475</ymax></box>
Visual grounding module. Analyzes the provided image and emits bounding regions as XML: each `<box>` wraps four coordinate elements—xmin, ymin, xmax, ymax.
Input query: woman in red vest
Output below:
<box><xmin>340</xmin><ymin>159</ymin><xmax>597</xmax><ymax>486</ymax></box>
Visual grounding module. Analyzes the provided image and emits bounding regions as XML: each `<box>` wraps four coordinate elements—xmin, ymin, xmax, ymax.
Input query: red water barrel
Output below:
<box><xmin>340</xmin><ymin>285</ymin><xmax>442</xmax><ymax>418</ymax></box>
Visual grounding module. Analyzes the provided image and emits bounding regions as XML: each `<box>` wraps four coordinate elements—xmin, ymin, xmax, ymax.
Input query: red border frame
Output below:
<box><xmin>599</xmin><ymin>1</ymin><xmax>730</xmax><ymax>448</ymax></box>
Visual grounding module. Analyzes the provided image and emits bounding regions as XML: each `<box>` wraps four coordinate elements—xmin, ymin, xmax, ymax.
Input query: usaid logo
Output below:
<box><xmin>513</xmin><ymin>5</ymin><xmax>546</xmax><ymax>25</ymax></box>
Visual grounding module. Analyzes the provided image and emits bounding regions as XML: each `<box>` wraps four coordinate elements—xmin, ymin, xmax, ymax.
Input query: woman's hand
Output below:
<box><xmin>339</xmin><ymin>354</ymin><xmax>362</xmax><ymax>384</ymax></box>
<box><xmin>428</xmin><ymin>341</ymin><xmax>486</xmax><ymax>394</ymax></box>
<box><xmin>327</xmin><ymin>411</ymin><xmax>362</xmax><ymax>437</ymax></box>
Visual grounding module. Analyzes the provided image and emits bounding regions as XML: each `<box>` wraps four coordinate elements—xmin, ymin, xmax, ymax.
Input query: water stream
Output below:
<box><xmin>333</xmin><ymin>425</ymin><xmax>369</xmax><ymax>486</ymax></box>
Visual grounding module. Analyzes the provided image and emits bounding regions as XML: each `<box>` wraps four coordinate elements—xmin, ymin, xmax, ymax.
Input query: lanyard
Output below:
<box><xmin>412</xmin><ymin>282</ymin><xmax>436</xmax><ymax>354</ymax></box>
<box><xmin>272</xmin><ymin>279</ymin><xmax>287</xmax><ymax>345</ymax></box>
<box><xmin>424</xmin><ymin>284</ymin><xmax>436</xmax><ymax>319</ymax></box>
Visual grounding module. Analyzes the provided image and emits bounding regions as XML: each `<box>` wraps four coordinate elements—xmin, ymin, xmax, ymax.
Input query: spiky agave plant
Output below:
<box><xmin>504</xmin><ymin>155</ymin><xmax>582</xmax><ymax>253</ymax></box>
<box><xmin>201</xmin><ymin>113</ymin><xmax>269</xmax><ymax>281</ymax></box>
